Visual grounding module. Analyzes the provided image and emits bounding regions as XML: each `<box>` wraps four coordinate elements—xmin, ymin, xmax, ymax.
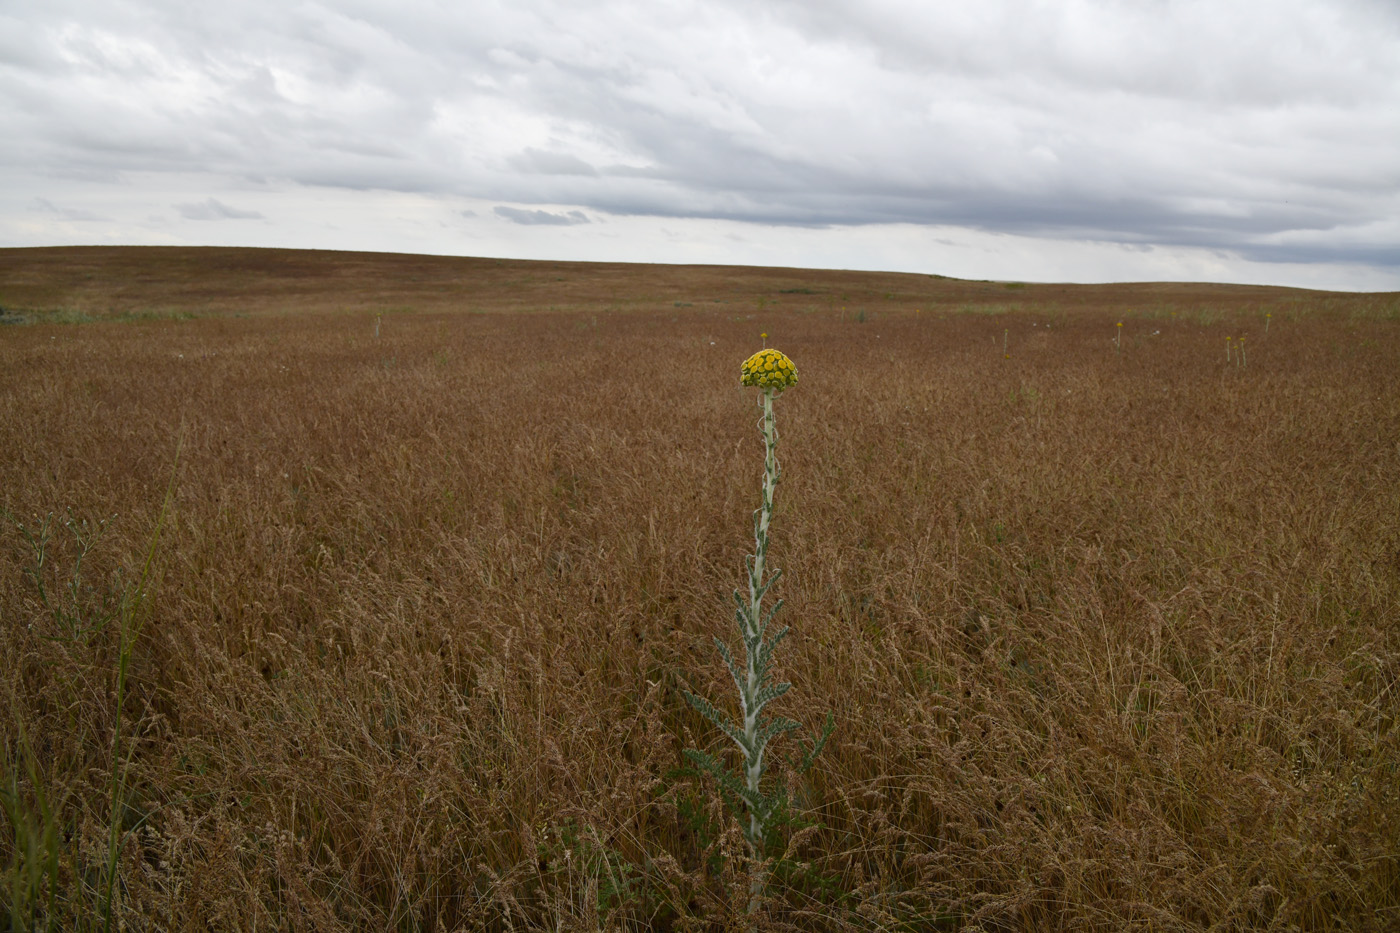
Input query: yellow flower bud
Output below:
<box><xmin>740</xmin><ymin>349</ymin><xmax>799</xmax><ymax>392</ymax></box>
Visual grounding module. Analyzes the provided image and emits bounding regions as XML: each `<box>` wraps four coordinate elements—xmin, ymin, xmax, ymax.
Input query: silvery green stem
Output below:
<box><xmin>682</xmin><ymin>380</ymin><xmax>832</xmax><ymax>927</ymax></box>
<box><xmin>740</xmin><ymin>389</ymin><xmax>779</xmax><ymax>896</ymax></box>
<box><xmin>746</xmin><ymin>394</ymin><xmax>781</xmax><ymax>768</ymax></box>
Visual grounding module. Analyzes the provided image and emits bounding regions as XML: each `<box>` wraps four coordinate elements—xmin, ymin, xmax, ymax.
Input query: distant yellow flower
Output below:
<box><xmin>741</xmin><ymin>349</ymin><xmax>798</xmax><ymax>392</ymax></box>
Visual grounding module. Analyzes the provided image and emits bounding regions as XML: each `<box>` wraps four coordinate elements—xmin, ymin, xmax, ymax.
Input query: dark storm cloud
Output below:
<box><xmin>3</xmin><ymin>0</ymin><xmax>1398</xmax><ymax>274</ymax></box>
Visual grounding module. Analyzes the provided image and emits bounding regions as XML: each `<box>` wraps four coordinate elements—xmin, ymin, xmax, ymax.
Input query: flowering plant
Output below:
<box><xmin>682</xmin><ymin>348</ymin><xmax>833</xmax><ymax>921</ymax></box>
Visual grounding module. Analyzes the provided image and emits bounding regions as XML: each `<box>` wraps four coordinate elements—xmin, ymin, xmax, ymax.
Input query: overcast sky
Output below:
<box><xmin>3</xmin><ymin>0</ymin><xmax>1398</xmax><ymax>289</ymax></box>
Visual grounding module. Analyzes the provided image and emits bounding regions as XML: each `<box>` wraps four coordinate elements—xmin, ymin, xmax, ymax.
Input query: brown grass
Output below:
<box><xmin>1</xmin><ymin>246</ymin><xmax>1398</xmax><ymax>931</ymax></box>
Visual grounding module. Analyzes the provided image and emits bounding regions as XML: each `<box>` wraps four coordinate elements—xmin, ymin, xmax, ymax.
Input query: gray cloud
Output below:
<box><xmin>29</xmin><ymin>197</ymin><xmax>109</xmax><ymax>222</ymax></box>
<box><xmin>1</xmin><ymin>0</ymin><xmax>1397</xmax><ymax>280</ymax></box>
<box><xmin>494</xmin><ymin>206</ymin><xmax>590</xmax><ymax>226</ymax></box>
<box><xmin>175</xmin><ymin>198</ymin><xmax>264</xmax><ymax>221</ymax></box>
<box><xmin>509</xmin><ymin>148</ymin><xmax>598</xmax><ymax>177</ymax></box>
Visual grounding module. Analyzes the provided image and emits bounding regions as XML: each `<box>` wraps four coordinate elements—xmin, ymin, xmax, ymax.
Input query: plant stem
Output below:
<box><xmin>742</xmin><ymin>388</ymin><xmax>779</xmax><ymax>914</ymax></box>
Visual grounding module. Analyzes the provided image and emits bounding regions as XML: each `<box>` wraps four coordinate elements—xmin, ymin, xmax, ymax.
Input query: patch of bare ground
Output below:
<box><xmin>1</xmin><ymin>247</ymin><xmax>1398</xmax><ymax>930</ymax></box>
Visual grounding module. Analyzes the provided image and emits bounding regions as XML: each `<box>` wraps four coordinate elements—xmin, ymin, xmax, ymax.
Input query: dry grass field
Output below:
<box><xmin>1</xmin><ymin>246</ymin><xmax>1398</xmax><ymax>932</ymax></box>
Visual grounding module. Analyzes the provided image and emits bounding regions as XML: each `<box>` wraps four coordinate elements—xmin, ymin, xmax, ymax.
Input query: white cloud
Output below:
<box><xmin>1</xmin><ymin>0</ymin><xmax>1397</xmax><ymax>288</ymax></box>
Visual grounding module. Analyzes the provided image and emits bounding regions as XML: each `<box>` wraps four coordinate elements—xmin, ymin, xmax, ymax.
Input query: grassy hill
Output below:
<box><xmin>1</xmin><ymin>246</ymin><xmax>1397</xmax><ymax>931</ymax></box>
<box><xmin>3</xmin><ymin>245</ymin><xmax>1394</xmax><ymax>322</ymax></box>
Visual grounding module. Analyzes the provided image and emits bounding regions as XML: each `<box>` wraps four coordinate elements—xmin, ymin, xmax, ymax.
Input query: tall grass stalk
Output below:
<box><xmin>1</xmin><ymin>727</ymin><xmax>64</xmax><ymax>932</ymax></box>
<box><xmin>99</xmin><ymin>435</ymin><xmax>181</xmax><ymax>933</ymax></box>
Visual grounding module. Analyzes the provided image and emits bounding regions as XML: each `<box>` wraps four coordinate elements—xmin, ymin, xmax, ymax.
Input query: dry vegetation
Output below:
<box><xmin>1</xmin><ymin>246</ymin><xmax>1398</xmax><ymax>931</ymax></box>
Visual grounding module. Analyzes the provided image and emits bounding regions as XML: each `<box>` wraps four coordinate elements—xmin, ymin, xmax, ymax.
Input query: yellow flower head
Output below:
<box><xmin>740</xmin><ymin>348</ymin><xmax>799</xmax><ymax>392</ymax></box>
